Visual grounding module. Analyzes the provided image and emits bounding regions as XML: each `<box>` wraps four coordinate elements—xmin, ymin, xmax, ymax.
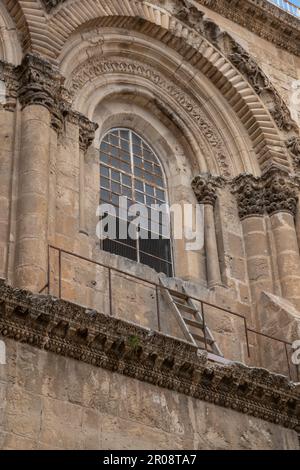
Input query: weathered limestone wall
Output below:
<box><xmin>0</xmin><ymin>339</ymin><xmax>298</xmax><ymax>450</ymax></box>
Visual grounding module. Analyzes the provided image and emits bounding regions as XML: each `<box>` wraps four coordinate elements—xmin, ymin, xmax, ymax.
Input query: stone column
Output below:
<box><xmin>14</xmin><ymin>55</ymin><xmax>62</xmax><ymax>292</ymax></box>
<box><xmin>192</xmin><ymin>175</ymin><xmax>222</xmax><ymax>287</ymax></box>
<box><xmin>233</xmin><ymin>175</ymin><xmax>275</xmax><ymax>306</ymax></box>
<box><xmin>264</xmin><ymin>171</ymin><xmax>300</xmax><ymax>310</ymax></box>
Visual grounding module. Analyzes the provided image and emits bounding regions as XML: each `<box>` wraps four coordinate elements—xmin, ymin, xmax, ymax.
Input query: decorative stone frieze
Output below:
<box><xmin>192</xmin><ymin>174</ymin><xmax>224</xmax><ymax>206</ymax></box>
<box><xmin>0</xmin><ymin>280</ymin><xmax>299</xmax><ymax>431</ymax></box>
<box><xmin>232</xmin><ymin>170</ymin><xmax>299</xmax><ymax>219</ymax></box>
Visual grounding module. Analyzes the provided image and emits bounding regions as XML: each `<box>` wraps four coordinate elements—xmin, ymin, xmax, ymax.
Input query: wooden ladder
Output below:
<box><xmin>159</xmin><ymin>276</ymin><xmax>223</xmax><ymax>357</ymax></box>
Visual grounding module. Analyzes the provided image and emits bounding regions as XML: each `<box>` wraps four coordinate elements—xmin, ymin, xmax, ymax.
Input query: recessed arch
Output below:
<box><xmin>61</xmin><ymin>29</ymin><xmax>262</xmax><ymax>177</ymax></box>
<box><xmin>52</xmin><ymin>9</ymin><xmax>290</xmax><ymax>173</ymax></box>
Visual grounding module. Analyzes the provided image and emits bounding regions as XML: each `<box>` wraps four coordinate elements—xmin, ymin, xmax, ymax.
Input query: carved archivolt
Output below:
<box><xmin>69</xmin><ymin>56</ymin><xmax>233</xmax><ymax>176</ymax></box>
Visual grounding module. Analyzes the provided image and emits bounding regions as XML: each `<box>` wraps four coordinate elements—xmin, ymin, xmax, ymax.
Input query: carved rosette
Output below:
<box><xmin>192</xmin><ymin>174</ymin><xmax>224</xmax><ymax>206</ymax></box>
<box><xmin>232</xmin><ymin>170</ymin><xmax>299</xmax><ymax>219</ymax></box>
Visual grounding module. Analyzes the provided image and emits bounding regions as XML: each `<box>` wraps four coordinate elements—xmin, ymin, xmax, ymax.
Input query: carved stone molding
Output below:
<box><xmin>232</xmin><ymin>170</ymin><xmax>299</xmax><ymax>219</ymax></box>
<box><xmin>69</xmin><ymin>56</ymin><xmax>232</xmax><ymax>177</ymax></box>
<box><xmin>0</xmin><ymin>280</ymin><xmax>299</xmax><ymax>431</ymax></box>
<box><xmin>192</xmin><ymin>174</ymin><xmax>224</xmax><ymax>206</ymax></box>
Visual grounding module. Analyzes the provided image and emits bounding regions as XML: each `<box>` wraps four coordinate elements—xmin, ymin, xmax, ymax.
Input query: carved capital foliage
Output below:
<box><xmin>11</xmin><ymin>54</ymin><xmax>98</xmax><ymax>150</ymax></box>
<box><xmin>18</xmin><ymin>54</ymin><xmax>62</xmax><ymax>120</ymax></box>
<box><xmin>231</xmin><ymin>174</ymin><xmax>265</xmax><ymax>220</ymax></box>
<box><xmin>0</xmin><ymin>280</ymin><xmax>299</xmax><ymax>431</ymax></box>
<box><xmin>192</xmin><ymin>174</ymin><xmax>224</xmax><ymax>206</ymax></box>
<box><xmin>232</xmin><ymin>170</ymin><xmax>299</xmax><ymax>219</ymax></box>
<box><xmin>263</xmin><ymin>170</ymin><xmax>299</xmax><ymax>217</ymax></box>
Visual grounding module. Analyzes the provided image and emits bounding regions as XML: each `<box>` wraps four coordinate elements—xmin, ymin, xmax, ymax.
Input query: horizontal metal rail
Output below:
<box><xmin>44</xmin><ymin>245</ymin><xmax>299</xmax><ymax>381</ymax></box>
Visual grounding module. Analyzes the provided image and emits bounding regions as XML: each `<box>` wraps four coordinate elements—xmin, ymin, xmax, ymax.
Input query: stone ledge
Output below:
<box><xmin>0</xmin><ymin>280</ymin><xmax>299</xmax><ymax>431</ymax></box>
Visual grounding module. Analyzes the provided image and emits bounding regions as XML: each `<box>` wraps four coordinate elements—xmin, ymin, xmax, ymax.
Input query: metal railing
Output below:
<box><xmin>41</xmin><ymin>245</ymin><xmax>299</xmax><ymax>381</ymax></box>
<box><xmin>268</xmin><ymin>0</ymin><xmax>300</xmax><ymax>17</ymax></box>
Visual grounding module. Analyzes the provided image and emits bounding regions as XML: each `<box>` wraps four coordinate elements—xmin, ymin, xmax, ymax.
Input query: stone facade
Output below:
<box><xmin>0</xmin><ymin>0</ymin><xmax>300</xmax><ymax>450</ymax></box>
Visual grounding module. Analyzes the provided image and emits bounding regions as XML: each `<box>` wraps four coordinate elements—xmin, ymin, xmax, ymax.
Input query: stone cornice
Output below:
<box><xmin>232</xmin><ymin>169</ymin><xmax>300</xmax><ymax>219</ymax></box>
<box><xmin>197</xmin><ymin>0</ymin><xmax>300</xmax><ymax>57</ymax></box>
<box><xmin>0</xmin><ymin>280</ymin><xmax>299</xmax><ymax>431</ymax></box>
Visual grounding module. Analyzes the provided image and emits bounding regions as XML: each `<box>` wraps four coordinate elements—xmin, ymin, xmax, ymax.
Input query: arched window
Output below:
<box><xmin>99</xmin><ymin>128</ymin><xmax>173</xmax><ymax>276</ymax></box>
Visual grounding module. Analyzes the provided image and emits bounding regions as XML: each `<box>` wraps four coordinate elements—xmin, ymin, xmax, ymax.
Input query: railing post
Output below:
<box><xmin>156</xmin><ymin>286</ymin><xmax>161</xmax><ymax>332</ymax></box>
<box><xmin>58</xmin><ymin>249</ymin><xmax>62</xmax><ymax>299</ymax></box>
<box><xmin>108</xmin><ymin>268</ymin><xmax>113</xmax><ymax>316</ymax></box>
<box><xmin>201</xmin><ymin>303</ymin><xmax>208</xmax><ymax>352</ymax></box>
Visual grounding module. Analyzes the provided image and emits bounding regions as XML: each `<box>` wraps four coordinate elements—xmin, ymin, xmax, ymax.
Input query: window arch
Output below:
<box><xmin>99</xmin><ymin>128</ymin><xmax>173</xmax><ymax>276</ymax></box>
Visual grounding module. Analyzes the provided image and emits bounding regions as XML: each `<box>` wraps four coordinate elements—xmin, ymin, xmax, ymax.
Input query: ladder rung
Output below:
<box><xmin>192</xmin><ymin>333</ymin><xmax>214</xmax><ymax>345</ymax></box>
<box><xmin>167</xmin><ymin>289</ymin><xmax>189</xmax><ymax>300</ymax></box>
<box><xmin>174</xmin><ymin>302</ymin><xmax>197</xmax><ymax>314</ymax></box>
<box><xmin>183</xmin><ymin>317</ymin><xmax>204</xmax><ymax>329</ymax></box>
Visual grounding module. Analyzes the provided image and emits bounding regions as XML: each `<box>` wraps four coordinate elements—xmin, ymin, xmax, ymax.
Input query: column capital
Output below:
<box><xmin>231</xmin><ymin>174</ymin><xmax>265</xmax><ymax>220</ymax></box>
<box><xmin>192</xmin><ymin>174</ymin><xmax>224</xmax><ymax>206</ymax></box>
<box><xmin>67</xmin><ymin>111</ymin><xmax>99</xmax><ymax>152</ymax></box>
<box><xmin>231</xmin><ymin>170</ymin><xmax>299</xmax><ymax>220</ymax></box>
<box><xmin>17</xmin><ymin>54</ymin><xmax>63</xmax><ymax>126</ymax></box>
<box><xmin>263</xmin><ymin>169</ymin><xmax>299</xmax><ymax>217</ymax></box>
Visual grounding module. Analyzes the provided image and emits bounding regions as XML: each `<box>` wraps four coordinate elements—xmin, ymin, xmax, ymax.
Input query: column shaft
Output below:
<box><xmin>14</xmin><ymin>105</ymin><xmax>51</xmax><ymax>291</ymax></box>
